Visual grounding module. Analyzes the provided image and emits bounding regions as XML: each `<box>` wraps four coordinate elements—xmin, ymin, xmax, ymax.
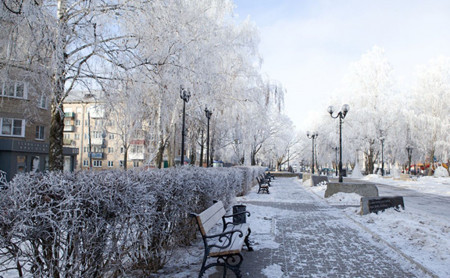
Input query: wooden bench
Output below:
<box><xmin>265</xmin><ymin>172</ymin><xmax>275</xmax><ymax>181</ymax></box>
<box><xmin>256</xmin><ymin>176</ymin><xmax>270</xmax><ymax>194</ymax></box>
<box><xmin>190</xmin><ymin>201</ymin><xmax>253</xmax><ymax>278</ymax></box>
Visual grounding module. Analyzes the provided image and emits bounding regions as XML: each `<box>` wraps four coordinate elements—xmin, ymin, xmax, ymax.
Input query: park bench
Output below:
<box><xmin>256</xmin><ymin>176</ymin><xmax>270</xmax><ymax>194</ymax></box>
<box><xmin>265</xmin><ymin>172</ymin><xmax>275</xmax><ymax>181</ymax></box>
<box><xmin>190</xmin><ymin>201</ymin><xmax>253</xmax><ymax>278</ymax></box>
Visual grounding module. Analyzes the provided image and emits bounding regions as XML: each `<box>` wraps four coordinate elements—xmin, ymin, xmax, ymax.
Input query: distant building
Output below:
<box><xmin>63</xmin><ymin>91</ymin><xmax>148</xmax><ymax>170</ymax></box>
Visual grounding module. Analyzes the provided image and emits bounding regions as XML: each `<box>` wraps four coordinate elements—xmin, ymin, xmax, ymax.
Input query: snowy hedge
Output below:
<box><xmin>0</xmin><ymin>166</ymin><xmax>264</xmax><ymax>277</ymax></box>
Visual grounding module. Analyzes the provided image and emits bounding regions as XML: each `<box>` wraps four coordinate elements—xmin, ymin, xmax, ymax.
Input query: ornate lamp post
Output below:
<box><xmin>180</xmin><ymin>86</ymin><xmax>191</xmax><ymax>166</ymax></box>
<box><xmin>333</xmin><ymin>146</ymin><xmax>338</xmax><ymax>176</ymax></box>
<box><xmin>306</xmin><ymin>131</ymin><xmax>318</xmax><ymax>174</ymax></box>
<box><xmin>406</xmin><ymin>146</ymin><xmax>413</xmax><ymax>174</ymax></box>
<box><xmin>204</xmin><ymin>107</ymin><xmax>212</xmax><ymax>167</ymax></box>
<box><xmin>328</xmin><ymin>104</ymin><xmax>350</xmax><ymax>182</ymax></box>
<box><xmin>380</xmin><ymin>137</ymin><xmax>385</xmax><ymax>176</ymax></box>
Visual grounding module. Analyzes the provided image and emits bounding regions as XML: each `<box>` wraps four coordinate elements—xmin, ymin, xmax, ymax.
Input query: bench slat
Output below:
<box><xmin>197</xmin><ymin>201</ymin><xmax>226</xmax><ymax>235</ymax></box>
<box><xmin>209</xmin><ymin>224</ymin><xmax>249</xmax><ymax>256</ymax></box>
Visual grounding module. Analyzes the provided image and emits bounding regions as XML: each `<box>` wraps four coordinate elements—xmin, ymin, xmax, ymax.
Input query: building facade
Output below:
<box><xmin>63</xmin><ymin>92</ymin><xmax>147</xmax><ymax>170</ymax></box>
<box><xmin>0</xmin><ymin>11</ymin><xmax>77</xmax><ymax>181</ymax></box>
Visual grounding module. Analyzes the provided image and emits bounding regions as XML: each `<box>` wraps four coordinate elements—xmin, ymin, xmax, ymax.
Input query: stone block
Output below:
<box><xmin>325</xmin><ymin>182</ymin><xmax>379</xmax><ymax>198</ymax></box>
<box><xmin>311</xmin><ymin>175</ymin><xmax>329</xmax><ymax>186</ymax></box>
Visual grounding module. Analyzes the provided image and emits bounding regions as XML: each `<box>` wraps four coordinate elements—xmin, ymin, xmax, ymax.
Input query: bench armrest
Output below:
<box><xmin>205</xmin><ymin>229</ymin><xmax>244</xmax><ymax>249</ymax></box>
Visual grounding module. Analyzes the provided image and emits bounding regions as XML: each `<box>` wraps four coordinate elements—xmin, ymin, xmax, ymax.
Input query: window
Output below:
<box><xmin>39</xmin><ymin>94</ymin><xmax>48</xmax><ymax>109</ymax></box>
<box><xmin>1</xmin><ymin>118</ymin><xmax>25</xmax><ymax>137</ymax></box>
<box><xmin>120</xmin><ymin>147</ymin><xmax>124</xmax><ymax>154</ymax></box>
<box><xmin>83</xmin><ymin>147</ymin><xmax>88</xmax><ymax>153</ymax></box>
<box><xmin>75</xmin><ymin>120</ymin><xmax>81</xmax><ymax>126</ymax></box>
<box><xmin>74</xmin><ymin>134</ymin><xmax>80</xmax><ymax>140</ymax></box>
<box><xmin>93</xmin><ymin>160</ymin><xmax>102</xmax><ymax>167</ymax></box>
<box><xmin>108</xmin><ymin>147</ymin><xmax>114</xmax><ymax>153</ymax></box>
<box><xmin>119</xmin><ymin>160</ymin><xmax>124</xmax><ymax>167</ymax></box>
<box><xmin>64</xmin><ymin>133</ymin><xmax>71</xmax><ymax>139</ymax></box>
<box><xmin>83</xmin><ymin>160</ymin><xmax>89</xmax><ymax>166</ymax></box>
<box><xmin>35</xmin><ymin>126</ymin><xmax>45</xmax><ymax>140</ymax></box>
<box><xmin>133</xmin><ymin>161</ymin><xmax>139</xmax><ymax>168</ymax></box>
<box><xmin>108</xmin><ymin>161</ymin><xmax>114</xmax><ymax>167</ymax></box>
<box><xmin>1</xmin><ymin>81</ymin><xmax>27</xmax><ymax>99</ymax></box>
<box><xmin>109</xmin><ymin>134</ymin><xmax>115</xmax><ymax>139</ymax></box>
<box><xmin>76</xmin><ymin>107</ymin><xmax>82</xmax><ymax>114</ymax></box>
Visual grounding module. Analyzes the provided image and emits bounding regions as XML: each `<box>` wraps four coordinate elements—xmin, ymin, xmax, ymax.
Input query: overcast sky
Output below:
<box><xmin>232</xmin><ymin>0</ymin><xmax>450</xmax><ymax>130</ymax></box>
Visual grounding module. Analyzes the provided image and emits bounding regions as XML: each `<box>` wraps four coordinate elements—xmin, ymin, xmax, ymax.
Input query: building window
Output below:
<box><xmin>74</xmin><ymin>134</ymin><xmax>80</xmax><ymax>140</ymax></box>
<box><xmin>120</xmin><ymin>147</ymin><xmax>124</xmax><ymax>154</ymax></box>
<box><xmin>75</xmin><ymin>120</ymin><xmax>81</xmax><ymax>126</ymax></box>
<box><xmin>83</xmin><ymin>147</ymin><xmax>88</xmax><ymax>153</ymax></box>
<box><xmin>1</xmin><ymin>81</ymin><xmax>27</xmax><ymax>99</ymax></box>
<box><xmin>83</xmin><ymin>160</ymin><xmax>89</xmax><ymax>166</ymax></box>
<box><xmin>133</xmin><ymin>161</ymin><xmax>139</xmax><ymax>168</ymax></box>
<box><xmin>38</xmin><ymin>94</ymin><xmax>48</xmax><ymax>109</ymax></box>
<box><xmin>108</xmin><ymin>147</ymin><xmax>114</xmax><ymax>153</ymax></box>
<box><xmin>119</xmin><ymin>160</ymin><xmax>124</xmax><ymax>167</ymax></box>
<box><xmin>93</xmin><ymin>160</ymin><xmax>102</xmax><ymax>167</ymax></box>
<box><xmin>109</xmin><ymin>133</ymin><xmax>115</xmax><ymax>139</ymax></box>
<box><xmin>108</xmin><ymin>161</ymin><xmax>114</xmax><ymax>167</ymax></box>
<box><xmin>35</xmin><ymin>126</ymin><xmax>45</xmax><ymax>140</ymax></box>
<box><xmin>1</xmin><ymin>118</ymin><xmax>25</xmax><ymax>137</ymax></box>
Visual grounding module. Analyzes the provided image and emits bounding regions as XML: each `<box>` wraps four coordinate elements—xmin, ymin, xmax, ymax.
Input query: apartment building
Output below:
<box><xmin>0</xmin><ymin>12</ymin><xmax>78</xmax><ymax>181</ymax></box>
<box><xmin>63</xmin><ymin>91</ymin><xmax>147</xmax><ymax>170</ymax></box>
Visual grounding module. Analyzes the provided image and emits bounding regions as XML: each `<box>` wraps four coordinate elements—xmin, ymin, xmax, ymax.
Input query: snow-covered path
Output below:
<box><xmin>233</xmin><ymin>177</ymin><xmax>426</xmax><ymax>278</ymax></box>
<box><xmin>158</xmin><ymin>177</ymin><xmax>436</xmax><ymax>277</ymax></box>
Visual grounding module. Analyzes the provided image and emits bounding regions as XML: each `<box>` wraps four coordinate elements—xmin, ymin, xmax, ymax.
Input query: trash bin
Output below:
<box><xmin>233</xmin><ymin>204</ymin><xmax>247</xmax><ymax>224</ymax></box>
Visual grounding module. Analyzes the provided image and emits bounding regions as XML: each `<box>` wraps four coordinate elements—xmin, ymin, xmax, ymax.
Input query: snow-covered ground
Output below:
<box><xmin>306</xmin><ymin>175</ymin><xmax>450</xmax><ymax>278</ymax></box>
<box><xmin>153</xmin><ymin>175</ymin><xmax>449</xmax><ymax>277</ymax></box>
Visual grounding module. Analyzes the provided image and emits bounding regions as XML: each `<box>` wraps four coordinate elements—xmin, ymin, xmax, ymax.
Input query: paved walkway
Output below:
<box><xmin>211</xmin><ymin>177</ymin><xmax>423</xmax><ymax>278</ymax></box>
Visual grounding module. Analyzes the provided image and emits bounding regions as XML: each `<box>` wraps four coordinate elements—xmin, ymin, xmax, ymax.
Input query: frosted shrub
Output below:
<box><xmin>0</xmin><ymin>166</ymin><xmax>264</xmax><ymax>277</ymax></box>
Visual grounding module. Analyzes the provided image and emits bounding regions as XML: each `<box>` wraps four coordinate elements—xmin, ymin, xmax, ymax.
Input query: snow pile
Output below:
<box><xmin>0</xmin><ymin>166</ymin><xmax>265</xmax><ymax>277</ymax></box>
<box><xmin>434</xmin><ymin>166</ymin><xmax>449</xmax><ymax>177</ymax></box>
<box><xmin>262</xmin><ymin>264</ymin><xmax>285</xmax><ymax>277</ymax></box>
<box><xmin>351</xmin><ymin>160</ymin><xmax>364</xmax><ymax>178</ymax></box>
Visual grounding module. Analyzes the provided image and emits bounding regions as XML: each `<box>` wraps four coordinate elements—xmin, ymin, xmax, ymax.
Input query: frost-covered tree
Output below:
<box><xmin>410</xmin><ymin>57</ymin><xmax>450</xmax><ymax>174</ymax></box>
<box><xmin>342</xmin><ymin>46</ymin><xmax>396</xmax><ymax>174</ymax></box>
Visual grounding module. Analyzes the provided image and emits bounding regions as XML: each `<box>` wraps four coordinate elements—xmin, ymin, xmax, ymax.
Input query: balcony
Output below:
<box><xmin>64</xmin><ymin>112</ymin><xmax>75</xmax><ymax>118</ymax></box>
<box><xmin>91</xmin><ymin>138</ymin><xmax>105</xmax><ymax>146</ymax></box>
<box><xmin>63</xmin><ymin>139</ymin><xmax>73</xmax><ymax>145</ymax></box>
<box><xmin>89</xmin><ymin>152</ymin><xmax>104</xmax><ymax>159</ymax></box>
<box><xmin>129</xmin><ymin>152</ymin><xmax>144</xmax><ymax>160</ymax></box>
<box><xmin>63</xmin><ymin>125</ymin><xmax>75</xmax><ymax>132</ymax></box>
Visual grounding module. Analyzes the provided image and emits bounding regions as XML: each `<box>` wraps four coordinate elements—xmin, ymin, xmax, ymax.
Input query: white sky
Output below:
<box><xmin>233</xmin><ymin>0</ymin><xmax>450</xmax><ymax>130</ymax></box>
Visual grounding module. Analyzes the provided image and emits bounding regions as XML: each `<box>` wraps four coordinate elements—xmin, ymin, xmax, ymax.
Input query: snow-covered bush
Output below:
<box><xmin>0</xmin><ymin>166</ymin><xmax>264</xmax><ymax>277</ymax></box>
<box><xmin>434</xmin><ymin>166</ymin><xmax>449</xmax><ymax>177</ymax></box>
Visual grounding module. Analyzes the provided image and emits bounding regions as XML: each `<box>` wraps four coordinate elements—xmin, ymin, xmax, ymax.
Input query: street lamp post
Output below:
<box><xmin>380</xmin><ymin>137</ymin><xmax>385</xmax><ymax>176</ymax></box>
<box><xmin>328</xmin><ymin>104</ymin><xmax>350</xmax><ymax>183</ymax></box>
<box><xmin>333</xmin><ymin>146</ymin><xmax>338</xmax><ymax>176</ymax></box>
<box><xmin>306</xmin><ymin>131</ymin><xmax>318</xmax><ymax>174</ymax></box>
<box><xmin>204</xmin><ymin>107</ymin><xmax>212</xmax><ymax>167</ymax></box>
<box><xmin>406</xmin><ymin>146</ymin><xmax>413</xmax><ymax>174</ymax></box>
<box><xmin>180</xmin><ymin>86</ymin><xmax>191</xmax><ymax>166</ymax></box>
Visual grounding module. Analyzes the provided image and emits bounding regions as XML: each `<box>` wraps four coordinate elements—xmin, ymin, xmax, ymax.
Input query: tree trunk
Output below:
<box><xmin>49</xmin><ymin>102</ymin><xmax>65</xmax><ymax>171</ymax></box>
<box><xmin>123</xmin><ymin>146</ymin><xmax>128</xmax><ymax>170</ymax></box>
<box><xmin>250</xmin><ymin>149</ymin><xmax>256</xmax><ymax>166</ymax></box>
<box><xmin>155</xmin><ymin>140</ymin><xmax>165</xmax><ymax>169</ymax></box>
<box><xmin>48</xmin><ymin>0</ymin><xmax>67</xmax><ymax>171</ymax></box>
